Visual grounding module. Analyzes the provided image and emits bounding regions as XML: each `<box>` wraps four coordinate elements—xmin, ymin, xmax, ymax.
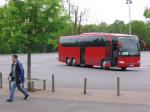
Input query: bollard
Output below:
<box><xmin>9</xmin><ymin>80</ymin><xmax>11</xmax><ymax>90</ymax></box>
<box><xmin>22</xmin><ymin>83</ymin><xmax>24</xmax><ymax>88</ymax></box>
<box><xmin>0</xmin><ymin>72</ymin><xmax>2</xmax><ymax>88</ymax></box>
<box><xmin>43</xmin><ymin>80</ymin><xmax>46</xmax><ymax>90</ymax></box>
<box><xmin>31</xmin><ymin>81</ymin><xmax>35</xmax><ymax>92</ymax></box>
<box><xmin>117</xmin><ymin>77</ymin><xmax>120</xmax><ymax>96</ymax></box>
<box><xmin>83</xmin><ymin>78</ymin><xmax>87</xmax><ymax>94</ymax></box>
<box><xmin>52</xmin><ymin>74</ymin><xmax>55</xmax><ymax>92</ymax></box>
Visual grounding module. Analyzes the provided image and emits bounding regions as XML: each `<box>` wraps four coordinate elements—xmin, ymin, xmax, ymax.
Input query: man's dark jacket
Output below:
<box><xmin>9</xmin><ymin>61</ymin><xmax>25</xmax><ymax>84</ymax></box>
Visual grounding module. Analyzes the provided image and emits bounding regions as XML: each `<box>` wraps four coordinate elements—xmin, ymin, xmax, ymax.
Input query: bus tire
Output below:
<box><xmin>66</xmin><ymin>58</ymin><xmax>71</xmax><ymax>66</ymax></box>
<box><xmin>72</xmin><ymin>58</ymin><xmax>76</xmax><ymax>66</ymax></box>
<box><xmin>101</xmin><ymin>60</ymin><xmax>109</xmax><ymax>70</ymax></box>
<box><xmin>121</xmin><ymin>67</ymin><xmax>127</xmax><ymax>71</ymax></box>
<box><xmin>101</xmin><ymin>60</ymin><xmax>105</xmax><ymax>69</ymax></box>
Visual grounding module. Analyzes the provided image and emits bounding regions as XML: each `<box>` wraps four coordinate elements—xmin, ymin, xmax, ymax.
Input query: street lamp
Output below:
<box><xmin>126</xmin><ymin>0</ymin><xmax>132</xmax><ymax>35</ymax></box>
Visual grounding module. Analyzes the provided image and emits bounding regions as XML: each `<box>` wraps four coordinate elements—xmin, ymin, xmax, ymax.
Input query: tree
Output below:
<box><xmin>82</xmin><ymin>24</ymin><xmax>98</xmax><ymax>32</ymax></box>
<box><xmin>97</xmin><ymin>22</ymin><xmax>109</xmax><ymax>32</ymax></box>
<box><xmin>131</xmin><ymin>20</ymin><xmax>150</xmax><ymax>50</ymax></box>
<box><xmin>78</xmin><ymin>9</ymin><xmax>87</xmax><ymax>34</ymax></box>
<box><xmin>1</xmin><ymin>0</ymin><xmax>69</xmax><ymax>90</ymax></box>
<box><xmin>144</xmin><ymin>7</ymin><xmax>150</xmax><ymax>18</ymax></box>
<box><xmin>0</xmin><ymin>6</ymin><xmax>11</xmax><ymax>53</ymax></box>
<box><xmin>108</xmin><ymin>20</ymin><xmax>126</xmax><ymax>33</ymax></box>
<box><xmin>62</xmin><ymin>0</ymin><xmax>88</xmax><ymax>35</ymax></box>
<box><xmin>1</xmin><ymin>0</ymin><xmax>70</xmax><ymax>52</ymax></box>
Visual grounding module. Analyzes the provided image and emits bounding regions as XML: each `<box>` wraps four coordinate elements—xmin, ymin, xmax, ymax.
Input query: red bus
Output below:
<box><xmin>58</xmin><ymin>32</ymin><xmax>143</xmax><ymax>70</ymax></box>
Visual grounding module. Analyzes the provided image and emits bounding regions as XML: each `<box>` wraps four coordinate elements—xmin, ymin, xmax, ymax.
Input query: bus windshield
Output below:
<box><xmin>118</xmin><ymin>36</ymin><xmax>140</xmax><ymax>56</ymax></box>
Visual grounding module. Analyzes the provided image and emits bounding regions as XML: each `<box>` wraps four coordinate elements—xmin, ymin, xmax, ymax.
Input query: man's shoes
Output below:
<box><xmin>6</xmin><ymin>99</ymin><xmax>13</xmax><ymax>102</ymax></box>
<box><xmin>24</xmin><ymin>95</ymin><xmax>29</xmax><ymax>100</ymax></box>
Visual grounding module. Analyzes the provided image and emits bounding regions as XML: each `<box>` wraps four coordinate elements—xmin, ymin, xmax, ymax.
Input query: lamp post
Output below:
<box><xmin>126</xmin><ymin>0</ymin><xmax>132</xmax><ymax>35</ymax></box>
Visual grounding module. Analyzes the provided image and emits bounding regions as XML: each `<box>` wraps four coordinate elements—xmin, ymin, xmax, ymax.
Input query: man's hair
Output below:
<box><xmin>12</xmin><ymin>54</ymin><xmax>18</xmax><ymax>59</ymax></box>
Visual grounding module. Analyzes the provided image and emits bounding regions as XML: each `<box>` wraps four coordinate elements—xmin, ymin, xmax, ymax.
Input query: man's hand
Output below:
<box><xmin>8</xmin><ymin>76</ymin><xmax>11</xmax><ymax>81</ymax></box>
<box><xmin>9</xmin><ymin>72</ymin><xmax>12</xmax><ymax>77</ymax></box>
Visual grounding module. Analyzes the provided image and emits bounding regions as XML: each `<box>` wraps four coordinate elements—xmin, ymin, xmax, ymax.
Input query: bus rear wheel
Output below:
<box><xmin>66</xmin><ymin>58</ymin><xmax>71</xmax><ymax>66</ymax></box>
<box><xmin>72</xmin><ymin>58</ymin><xmax>76</xmax><ymax>66</ymax></box>
<box><xmin>121</xmin><ymin>67</ymin><xmax>127</xmax><ymax>71</ymax></box>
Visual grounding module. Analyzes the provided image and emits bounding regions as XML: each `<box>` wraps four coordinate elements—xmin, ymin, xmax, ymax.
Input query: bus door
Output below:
<box><xmin>112</xmin><ymin>37</ymin><xmax>119</xmax><ymax>66</ymax></box>
<box><xmin>80</xmin><ymin>47</ymin><xmax>85</xmax><ymax>65</ymax></box>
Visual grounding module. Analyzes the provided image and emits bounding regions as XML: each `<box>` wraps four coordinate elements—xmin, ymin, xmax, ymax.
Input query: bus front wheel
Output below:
<box><xmin>101</xmin><ymin>60</ymin><xmax>109</xmax><ymax>70</ymax></box>
<box><xmin>121</xmin><ymin>67</ymin><xmax>127</xmax><ymax>71</ymax></box>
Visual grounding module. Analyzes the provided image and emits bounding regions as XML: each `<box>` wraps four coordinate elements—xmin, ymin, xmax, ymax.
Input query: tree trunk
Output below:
<box><xmin>74</xmin><ymin>6</ymin><xmax>78</xmax><ymax>34</ymax></box>
<box><xmin>27</xmin><ymin>53</ymin><xmax>32</xmax><ymax>91</ymax></box>
<box><xmin>78</xmin><ymin>11</ymin><xmax>83</xmax><ymax>34</ymax></box>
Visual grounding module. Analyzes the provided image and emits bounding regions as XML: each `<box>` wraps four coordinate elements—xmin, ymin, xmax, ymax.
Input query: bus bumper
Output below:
<box><xmin>117</xmin><ymin>62</ymin><xmax>140</xmax><ymax>67</ymax></box>
<box><xmin>117</xmin><ymin>57</ymin><xmax>140</xmax><ymax>68</ymax></box>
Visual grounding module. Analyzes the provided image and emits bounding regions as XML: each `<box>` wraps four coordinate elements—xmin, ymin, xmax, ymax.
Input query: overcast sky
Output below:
<box><xmin>0</xmin><ymin>0</ymin><xmax>150</xmax><ymax>24</ymax></box>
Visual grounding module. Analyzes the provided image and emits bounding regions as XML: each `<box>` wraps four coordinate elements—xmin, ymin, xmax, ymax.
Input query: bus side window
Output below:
<box><xmin>105</xmin><ymin>38</ymin><xmax>110</xmax><ymax>47</ymax></box>
<box><xmin>60</xmin><ymin>37</ymin><xmax>65</xmax><ymax>46</ymax></box>
<box><xmin>71</xmin><ymin>37</ymin><xmax>75</xmax><ymax>46</ymax></box>
<box><xmin>60</xmin><ymin>37</ymin><xmax>71</xmax><ymax>47</ymax></box>
<box><xmin>78</xmin><ymin>36</ymin><xmax>92</xmax><ymax>47</ymax></box>
<box><xmin>100</xmin><ymin>37</ymin><xmax>105</xmax><ymax>46</ymax></box>
<box><xmin>81</xmin><ymin>36</ymin><xmax>109</xmax><ymax>47</ymax></box>
<box><xmin>98</xmin><ymin>36</ymin><xmax>109</xmax><ymax>47</ymax></box>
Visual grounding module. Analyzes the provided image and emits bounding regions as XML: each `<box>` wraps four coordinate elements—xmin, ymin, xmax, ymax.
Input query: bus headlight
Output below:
<box><xmin>118</xmin><ymin>61</ymin><xmax>125</xmax><ymax>64</ymax></box>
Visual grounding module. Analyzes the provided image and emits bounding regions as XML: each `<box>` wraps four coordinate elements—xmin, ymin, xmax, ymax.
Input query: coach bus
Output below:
<box><xmin>58</xmin><ymin>32</ymin><xmax>145</xmax><ymax>70</ymax></box>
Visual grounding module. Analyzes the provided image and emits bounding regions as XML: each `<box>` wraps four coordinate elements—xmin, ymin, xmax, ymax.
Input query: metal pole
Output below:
<box><xmin>117</xmin><ymin>77</ymin><xmax>120</xmax><ymax>96</ymax></box>
<box><xmin>129</xmin><ymin>2</ymin><xmax>131</xmax><ymax>35</ymax></box>
<box><xmin>43</xmin><ymin>80</ymin><xmax>46</xmax><ymax>90</ymax></box>
<box><xmin>9</xmin><ymin>80</ymin><xmax>11</xmax><ymax>90</ymax></box>
<box><xmin>126</xmin><ymin>0</ymin><xmax>132</xmax><ymax>35</ymax></box>
<box><xmin>84</xmin><ymin>78</ymin><xmax>87</xmax><ymax>94</ymax></box>
<box><xmin>31</xmin><ymin>81</ymin><xmax>34</xmax><ymax>92</ymax></box>
<box><xmin>52</xmin><ymin>74</ymin><xmax>55</xmax><ymax>92</ymax></box>
<box><xmin>22</xmin><ymin>83</ymin><xmax>24</xmax><ymax>88</ymax></box>
<box><xmin>0</xmin><ymin>72</ymin><xmax>2</xmax><ymax>88</ymax></box>
<box><xmin>27</xmin><ymin>53</ymin><xmax>32</xmax><ymax>91</ymax></box>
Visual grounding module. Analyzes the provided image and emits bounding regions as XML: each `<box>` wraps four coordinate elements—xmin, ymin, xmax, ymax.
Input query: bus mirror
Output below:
<box><xmin>118</xmin><ymin>42</ymin><xmax>122</xmax><ymax>48</ymax></box>
<box><xmin>139</xmin><ymin>40</ymin><xmax>147</xmax><ymax>51</ymax></box>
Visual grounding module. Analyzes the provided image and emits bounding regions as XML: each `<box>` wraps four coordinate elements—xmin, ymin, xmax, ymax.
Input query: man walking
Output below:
<box><xmin>7</xmin><ymin>54</ymin><xmax>29</xmax><ymax>102</ymax></box>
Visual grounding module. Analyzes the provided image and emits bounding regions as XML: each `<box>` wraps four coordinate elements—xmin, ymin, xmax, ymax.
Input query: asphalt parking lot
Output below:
<box><xmin>0</xmin><ymin>52</ymin><xmax>150</xmax><ymax>92</ymax></box>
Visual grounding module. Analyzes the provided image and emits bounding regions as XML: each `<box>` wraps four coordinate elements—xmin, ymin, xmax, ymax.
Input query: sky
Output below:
<box><xmin>0</xmin><ymin>0</ymin><xmax>150</xmax><ymax>24</ymax></box>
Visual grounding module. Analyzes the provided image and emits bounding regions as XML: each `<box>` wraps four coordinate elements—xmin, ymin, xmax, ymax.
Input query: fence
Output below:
<box><xmin>8</xmin><ymin>78</ymin><xmax>46</xmax><ymax>92</ymax></box>
<box><xmin>0</xmin><ymin>72</ymin><xmax>2</xmax><ymax>88</ymax></box>
<box><xmin>4</xmin><ymin>73</ymin><xmax>121</xmax><ymax>96</ymax></box>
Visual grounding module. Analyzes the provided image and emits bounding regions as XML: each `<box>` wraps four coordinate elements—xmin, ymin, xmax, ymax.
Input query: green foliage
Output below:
<box><xmin>0</xmin><ymin>0</ymin><xmax>70</xmax><ymax>53</ymax></box>
<box><xmin>108</xmin><ymin>20</ymin><xmax>126</xmax><ymax>33</ymax></box>
<box><xmin>82</xmin><ymin>20</ymin><xmax>127</xmax><ymax>34</ymax></box>
<box><xmin>0</xmin><ymin>2</ymin><xmax>150</xmax><ymax>53</ymax></box>
<box><xmin>144</xmin><ymin>8</ymin><xmax>150</xmax><ymax>18</ymax></box>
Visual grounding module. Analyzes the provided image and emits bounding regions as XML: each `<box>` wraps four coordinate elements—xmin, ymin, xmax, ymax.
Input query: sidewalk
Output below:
<box><xmin>1</xmin><ymin>87</ymin><xmax>150</xmax><ymax>104</ymax></box>
<box><xmin>1</xmin><ymin>87</ymin><xmax>150</xmax><ymax>112</ymax></box>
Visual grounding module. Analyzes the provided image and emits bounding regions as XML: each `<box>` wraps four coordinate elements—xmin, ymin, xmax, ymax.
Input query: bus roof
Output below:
<box><xmin>61</xmin><ymin>32</ymin><xmax>136</xmax><ymax>38</ymax></box>
<box><xmin>80</xmin><ymin>32</ymin><xmax>135</xmax><ymax>37</ymax></box>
